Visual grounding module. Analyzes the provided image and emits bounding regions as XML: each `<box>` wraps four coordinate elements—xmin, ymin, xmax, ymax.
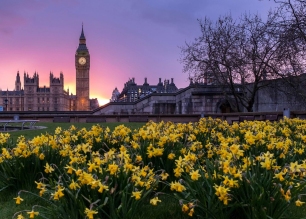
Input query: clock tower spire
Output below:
<box><xmin>75</xmin><ymin>24</ymin><xmax>90</xmax><ymax>111</ymax></box>
<box><xmin>79</xmin><ymin>23</ymin><xmax>86</xmax><ymax>44</ymax></box>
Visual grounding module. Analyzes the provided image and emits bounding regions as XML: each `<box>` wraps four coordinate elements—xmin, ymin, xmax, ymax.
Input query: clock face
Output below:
<box><xmin>78</xmin><ymin>57</ymin><xmax>86</xmax><ymax>65</ymax></box>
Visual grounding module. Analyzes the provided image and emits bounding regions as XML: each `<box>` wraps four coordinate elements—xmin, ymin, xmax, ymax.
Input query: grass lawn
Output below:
<box><xmin>0</xmin><ymin>189</ymin><xmax>188</xmax><ymax>219</ymax></box>
<box><xmin>4</xmin><ymin>122</ymin><xmax>145</xmax><ymax>141</ymax></box>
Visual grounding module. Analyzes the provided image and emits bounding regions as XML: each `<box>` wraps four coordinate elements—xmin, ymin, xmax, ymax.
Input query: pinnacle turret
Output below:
<box><xmin>77</xmin><ymin>24</ymin><xmax>88</xmax><ymax>52</ymax></box>
<box><xmin>80</xmin><ymin>24</ymin><xmax>86</xmax><ymax>41</ymax></box>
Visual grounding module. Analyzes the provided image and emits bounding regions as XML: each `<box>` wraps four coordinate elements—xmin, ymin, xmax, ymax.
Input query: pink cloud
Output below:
<box><xmin>0</xmin><ymin>0</ymin><xmax>50</xmax><ymax>35</ymax></box>
<box><xmin>0</xmin><ymin>11</ymin><xmax>27</xmax><ymax>34</ymax></box>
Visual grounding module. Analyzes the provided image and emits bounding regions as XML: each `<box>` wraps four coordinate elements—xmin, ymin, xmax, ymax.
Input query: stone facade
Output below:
<box><xmin>94</xmin><ymin>82</ymin><xmax>238</xmax><ymax>115</ymax></box>
<box><xmin>75</xmin><ymin>25</ymin><xmax>90</xmax><ymax>111</ymax></box>
<box><xmin>95</xmin><ymin>75</ymin><xmax>306</xmax><ymax>115</ymax></box>
<box><xmin>253</xmin><ymin>74</ymin><xmax>306</xmax><ymax>112</ymax></box>
<box><xmin>111</xmin><ymin>77</ymin><xmax>178</xmax><ymax>102</ymax></box>
<box><xmin>0</xmin><ymin>71</ymin><xmax>74</xmax><ymax>111</ymax></box>
<box><xmin>0</xmin><ymin>26</ymin><xmax>97</xmax><ymax>112</ymax></box>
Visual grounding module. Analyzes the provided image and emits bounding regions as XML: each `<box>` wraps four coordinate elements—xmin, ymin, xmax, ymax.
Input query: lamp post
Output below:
<box><xmin>4</xmin><ymin>98</ymin><xmax>8</xmax><ymax>111</ymax></box>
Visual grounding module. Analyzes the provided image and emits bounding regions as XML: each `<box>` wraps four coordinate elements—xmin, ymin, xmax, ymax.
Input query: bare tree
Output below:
<box><xmin>270</xmin><ymin>0</ymin><xmax>306</xmax><ymax>103</ymax></box>
<box><xmin>181</xmin><ymin>13</ymin><xmax>284</xmax><ymax>112</ymax></box>
<box><xmin>274</xmin><ymin>0</ymin><xmax>306</xmax><ymax>43</ymax></box>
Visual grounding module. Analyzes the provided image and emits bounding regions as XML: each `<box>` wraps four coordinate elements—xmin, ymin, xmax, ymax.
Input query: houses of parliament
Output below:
<box><xmin>0</xmin><ymin>26</ymin><xmax>99</xmax><ymax>112</ymax></box>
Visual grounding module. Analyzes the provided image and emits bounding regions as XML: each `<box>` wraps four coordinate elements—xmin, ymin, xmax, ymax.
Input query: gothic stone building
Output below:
<box><xmin>94</xmin><ymin>74</ymin><xmax>306</xmax><ymax>115</ymax></box>
<box><xmin>110</xmin><ymin>77</ymin><xmax>178</xmax><ymax>102</ymax></box>
<box><xmin>0</xmin><ymin>26</ymin><xmax>98</xmax><ymax>112</ymax></box>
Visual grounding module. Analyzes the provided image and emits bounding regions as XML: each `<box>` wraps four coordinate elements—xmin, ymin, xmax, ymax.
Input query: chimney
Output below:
<box><xmin>171</xmin><ymin>78</ymin><xmax>173</xmax><ymax>84</ymax></box>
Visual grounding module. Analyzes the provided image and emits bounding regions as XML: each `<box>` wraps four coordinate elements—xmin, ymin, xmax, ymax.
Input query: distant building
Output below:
<box><xmin>94</xmin><ymin>74</ymin><xmax>306</xmax><ymax>115</ymax></box>
<box><xmin>111</xmin><ymin>77</ymin><xmax>178</xmax><ymax>102</ymax></box>
<box><xmin>0</xmin><ymin>25</ymin><xmax>98</xmax><ymax>112</ymax></box>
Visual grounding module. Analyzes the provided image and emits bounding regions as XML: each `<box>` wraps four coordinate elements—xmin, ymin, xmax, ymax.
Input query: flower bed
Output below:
<box><xmin>1</xmin><ymin>118</ymin><xmax>306</xmax><ymax>218</ymax></box>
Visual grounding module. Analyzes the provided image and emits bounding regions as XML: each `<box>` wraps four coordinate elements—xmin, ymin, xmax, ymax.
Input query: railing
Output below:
<box><xmin>0</xmin><ymin>110</ymin><xmax>303</xmax><ymax>124</ymax></box>
<box><xmin>0</xmin><ymin>119</ymin><xmax>39</xmax><ymax>131</ymax></box>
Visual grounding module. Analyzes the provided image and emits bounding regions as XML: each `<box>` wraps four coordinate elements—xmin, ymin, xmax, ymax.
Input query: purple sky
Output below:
<box><xmin>0</xmin><ymin>0</ymin><xmax>277</xmax><ymax>105</ymax></box>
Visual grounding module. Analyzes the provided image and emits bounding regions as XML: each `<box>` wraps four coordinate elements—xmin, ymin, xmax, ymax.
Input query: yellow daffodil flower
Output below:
<box><xmin>150</xmin><ymin>197</ymin><xmax>161</xmax><ymax>205</ymax></box>
<box><xmin>14</xmin><ymin>196</ymin><xmax>23</xmax><ymax>204</ymax></box>
<box><xmin>84</xmin><ymin>208</ymin><xmax>98</xmax><ymax>219</ymax></box>
<box><xmin>131</xmin><ymin>191</ymin><xmax>142</xmax><ymax>200</ymax></box>
<box><xmin>190</xmin><ymin>169</ymin><xmax>201</xmax><ymax>181</ymax></box>
<box><xmin>296</xmin><ymin>199</ymin><xmax>305</xmax><ymax>207</ymax></box>
<box><xmin>27</xmin><ymin>210</ymin><xmax>39</xmax><ymax>218</ymax></box>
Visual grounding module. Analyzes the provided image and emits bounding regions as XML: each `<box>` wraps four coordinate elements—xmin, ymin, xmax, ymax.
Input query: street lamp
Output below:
<box><xmin>4</xmin><ymin>98</ymin><xmax>8</xmax><ymax>111</ymax></box>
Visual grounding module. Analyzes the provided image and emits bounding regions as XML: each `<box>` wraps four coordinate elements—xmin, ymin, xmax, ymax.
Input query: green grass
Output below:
<box><xmin>0</xmin><ymin>189</ymin><xmax>47</xmax><ymax>219</ymax></box>
<box><xmin>0</xmin><ymin>188</ymin><xmax>188</xmax><ymax>219</ymax></box>
<box><xmin>4</xmin><ymin>122</ymin><xmax>145</xmax><ymax>141</ymax></box>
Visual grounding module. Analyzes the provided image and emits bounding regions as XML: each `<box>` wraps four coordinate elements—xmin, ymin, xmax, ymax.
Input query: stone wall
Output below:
<box><xmin>253</xmin><ymin>75</ymin><xmax>306</xmax><ymax>112</ymax></box>
<box><xmin>93</xmin><ymin>84</ymin><xmax>234</xmax><ymax>115</ymax></box>
<box><xmin>93</xmin><ymin>75</ymin><xmax>306</xmax><ymax>115</ymax></box>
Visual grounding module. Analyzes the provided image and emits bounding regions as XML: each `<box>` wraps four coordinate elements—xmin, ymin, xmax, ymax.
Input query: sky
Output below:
<box><xmin>0</xmin><ymin>0</ymin><xmax>277</xmax><ymax>105</ymax></box>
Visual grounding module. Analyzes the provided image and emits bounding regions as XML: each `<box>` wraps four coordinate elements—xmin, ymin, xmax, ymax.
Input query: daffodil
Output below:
<box><xmin>39</xmin><ymin>187</ymin><xmax>47</xmax><ymax>197</ymax></box>
<box><xmin>69</xmin><ymin>180</ymin><xmax>80</xmax><ymax>190</ymax></box>
<box><xmin>107</xmin><ymin>163</ymin><xmax>119</xmax><ymax>175</ymax></box>
<box><xmin>131</xmin><ymin>191</ymin><xmax>142</xmax><ymax>200</ymax></box>
<box><xmin>17</xmin><ymin>214</ymin><xmax>25</xmax><ymax>219</ymax></box>
<box><xmin>182</xmin><ymin>204</ymin><xmax>189</xmax><ymax>212</ymax></box>
<box><xmin>52</xmin><ymin>186</ymin><xmax>65</xmax><ymax>200</ymax></box>
<box><xmin>27</xmin><ymin>210</ymin><xmax>39</xmax><ymax>218</ymax></box>
<box><xmin>160</xmin><ymin>172</ymin><xmax>169</xmax><ymax>180</ymax></box>
<box><xmin>214</xmin><ymin>184</ymin><xmax>231</xmax><ymax>205</ymax></box>
<box><xmin>167</xmin><ymin>153</ymin><xmax>176</xmax><ymax>160</ymax></box>
<box><xmin>39</xmin><ymin>153</ymin><xmax>45</xmax><ymax>160</ymax></box>
<box><xmin>190</xmin><ymin>169</ymin><xmax>201</xmax><ymax>181</ymax></box>
<box><xmin>84</xmin><ymin>208</ymin><xmax>98</xmax><ymax>219</ymax></box>
<box><xmin>44</xmin><ymin>163</ymin><xmax>54</xmax><ymax>173</ymax></box>
<box><xmin>296</xmin><ymin>199</ymin><xmax>305</xmax><ymax>206</ymax></box>
<box><xmin>98</xmin><ymin>182</ymin><xmax>109</xmax><ymax>193</ymax></box>
<box><xmin>188</xmin><ymin>208</ymin><xmax>195</xmax><ymax>217</ymax></box>
<box><xmin>150</xmin><ymin>197</ymin><xmax>161</xmax><ymax>205</ymax></box>
<box><xmin>14</xmin><ymin>196</ymin><xmax>23</xmax><ymax>204</ymax></box>
<box><xmin>170</xmin><ymin>181</ymin><xmax>186</xmax><ymax>192</ymax></box>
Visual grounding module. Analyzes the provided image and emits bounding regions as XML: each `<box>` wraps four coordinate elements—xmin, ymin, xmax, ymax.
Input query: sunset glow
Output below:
<box><xmin>0</xmin><ymin>1</ymin><xmax>277</xmax><ymax>106</ymax></box>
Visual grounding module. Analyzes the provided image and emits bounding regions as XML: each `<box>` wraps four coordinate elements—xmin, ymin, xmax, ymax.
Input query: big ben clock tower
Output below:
<box><xmin>75</xmin><ymin>25</ymin><xmax>90</xmax><ymax>111</ymax></box>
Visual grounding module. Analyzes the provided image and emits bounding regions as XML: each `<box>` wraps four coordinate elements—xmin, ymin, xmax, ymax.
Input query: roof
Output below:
<box><xmin>77</xmin><ymin>44</ymin><xmax>88</xmax><ymax>52</ymax></box>
<box><xmin>1</xmin><ymin>90</ymin><xmax>24</xmax><ymax>96</ymax></box>
<box><xmin>80</xmin><ymin>25</ymin><xmax>86</xmax><ymax>40</ymax></box>
<box><xmin>37</xmin><ymin>87</ymin><xmax>50</xmax><ymax>92</ymax></box>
